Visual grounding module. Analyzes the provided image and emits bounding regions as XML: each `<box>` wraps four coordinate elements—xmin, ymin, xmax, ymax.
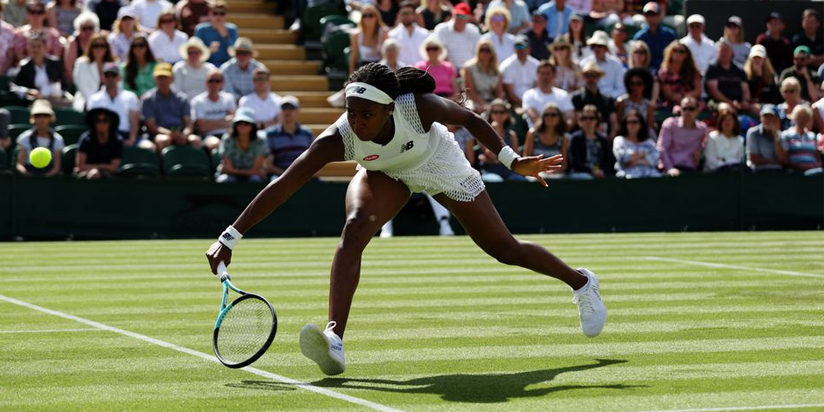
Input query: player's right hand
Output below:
<box><xmin>206</xmin><ymin>241</ymin><xmax>232</xmax><ymax>275</ymax></box>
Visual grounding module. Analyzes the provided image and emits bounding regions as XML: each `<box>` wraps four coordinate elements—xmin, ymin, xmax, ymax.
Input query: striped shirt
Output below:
<box><xmin>780</xmin><ymin>129</ymin><xmax>821</xmax><ymax>169</ymax></box>
<box><xmin>265</xmin><ymin>123</ymin><xmax>314</xmax><ymax>171</ymax></box>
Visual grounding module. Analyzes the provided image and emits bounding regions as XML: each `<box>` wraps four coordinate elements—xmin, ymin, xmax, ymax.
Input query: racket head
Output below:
<box><xmin>213</xmin><ymin>293</ymin><xmax>277</xmax><ymax>368</ymax></box>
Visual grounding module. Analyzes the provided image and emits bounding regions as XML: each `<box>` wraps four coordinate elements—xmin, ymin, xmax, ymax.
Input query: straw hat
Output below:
<box><xmin>179</xmin><ymin>37</ymin><xmax>211</xmax><ymax>63</ymax></box>
<box><xmin>229</xmin><ymin>37</ymin><xmax>258</xmax><ymax>58</ymax></box>
<box><xmin>30</xmin><ymin>99</ymin><xmax>55</xmax><ymax>117</ymax></box>
<box><xmin>581</xmin><ymin>61</ymin><xmax>605</xmax><ymax>77</ymax></box>
<box><xmin>586</xmin><ymin>30</ymin><xmax>609</xmax><ymax>47</ymax></box>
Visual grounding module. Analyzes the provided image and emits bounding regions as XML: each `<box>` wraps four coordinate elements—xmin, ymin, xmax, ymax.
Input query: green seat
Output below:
<box><xmin>322</xmin><ymin>27</ymin><xmax>352</xmax><ymax>73</ymax></box>
<box><xmin>302</xmin><ymin>3</ymin><xmax>344</xmax><ymax>42</ymax></box>
<box><xmin>54</xmin><ymin>108</ymin><xmax>86</xmax><ymax>126</ymax></box>
<box><xmin>0</xmin><ymin>147</ymin><xmax>9</xmax><ymax>174</ymax></box>
<box><xmin>210</xmin><ymin>150</ymin><xmax>221</xmax><ymax>175</ymax></box>
<box><xmin>5</xmin><ymin>106</ymin><xmax>30</xmax><ymax>124</ymax></box>
<box><xmin>61</xmin><ymin>143</ymin><xmax>78</xmax><ymax>175</ymax></box>
<box><xmin>161</xmin><ymin>145</ymin><xmax>210</xmax><ymax>177</ymax></box>
<box><xmin>54</xmin><ymin>124</ymin><xmax>88</xmax><ymax>146</ymax></box>
<box><xmin>8</xmin><ymin>123</ymin><xmax>31</xmax><ymax>139</ymax></box>
<box><xmin>119</xmin><ymin>146</ymin><xmax>160</xmax><ymax>177</ymax></box>
<box><xmin>319</xmin><ymin>15</ymin><xmax>354</xmax><ymax>34</ymax></box>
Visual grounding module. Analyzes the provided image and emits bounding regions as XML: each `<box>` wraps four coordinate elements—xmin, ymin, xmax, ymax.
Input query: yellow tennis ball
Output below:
<box><xmin>29</xmin><ymin>147</ymin><xmax>52</xmax><ymax>169</ymax></box>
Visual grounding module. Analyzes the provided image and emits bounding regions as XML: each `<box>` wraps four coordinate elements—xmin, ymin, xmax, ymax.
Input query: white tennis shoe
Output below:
<box><xmin>572</xmin><ymin>268</ymin><xmax>607</xmax><ymax>337</ymax></box>
<box><xmin>300</xmin><ymin>321</ymin><xmax>345</xmax><ymax>375</ymax></box>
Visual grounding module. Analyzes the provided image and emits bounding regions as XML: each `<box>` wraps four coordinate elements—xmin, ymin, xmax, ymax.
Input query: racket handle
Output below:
<box><xmin>217</xmin><ymin>262</ymin><xmax>230</xmax><ymax>282</ymax></box>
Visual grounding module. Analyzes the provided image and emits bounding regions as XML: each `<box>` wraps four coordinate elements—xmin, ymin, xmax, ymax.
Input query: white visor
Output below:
<box><xmin>345</xmin><ymin>82</ymin><xmax>394</xmax><ymax>105</ymax></box>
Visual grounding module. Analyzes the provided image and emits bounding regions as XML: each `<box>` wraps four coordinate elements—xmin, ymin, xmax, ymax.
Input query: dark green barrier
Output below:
<box><xmin>1</xmin><ymin>173</ymin><xmax>822</xmax><ymax>240</ymax></box>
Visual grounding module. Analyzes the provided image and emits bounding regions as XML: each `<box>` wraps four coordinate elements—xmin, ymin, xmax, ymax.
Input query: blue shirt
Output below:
<box><xmin>633</xmin><ymin>24</ymin><xmax>677</xmax><ymax>70</ymax></box>
<box><xmin>194</xmin><ymin>22</ymin><xmax>239</xmax><ymax>67</ymax></box>
<box><xmin>537</xmin><ymin>1</ymin><xmax>572</xmax><ymax>39</ymax></box>
<box><xmin>265</xmin><ymin>123</ymin><xmax>314</xmax><ymax>170</ymax></box>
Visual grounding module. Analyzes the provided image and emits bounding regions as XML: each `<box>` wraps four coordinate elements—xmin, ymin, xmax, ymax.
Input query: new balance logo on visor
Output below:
<box><xmin>400</xmin><ymin>141</ymin><xmax>414</xmax><ymax>153</ymax></box>
<box><xmin>221</xmin><ymin>233</ymin><xmax>235</xmax><ymax>242</ymax></box>
<box><xmin>355</xmin><ymin>87</ymin><xmax>366</xmax><ymax>94</ymax></box>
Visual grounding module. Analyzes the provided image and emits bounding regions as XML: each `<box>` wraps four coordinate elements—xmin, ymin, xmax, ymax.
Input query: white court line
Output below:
<box><xmin>643</xmin><ymin>257</ymin><xmax>824</xmax><ymax>280</ymax></box>
<box><xmin>0</xmin><ymin>328</ymin><xmax>103</xmax><ymax>334</ymax></box>
<box><xmin>630</xmin><ymin>403</ymin><xmax>824</xmax><ymax>412</ymax></box>
<box><xmin>0</xmin><ymin>294</ymin><xmax>404</xmax><ymax>412</ymax></box>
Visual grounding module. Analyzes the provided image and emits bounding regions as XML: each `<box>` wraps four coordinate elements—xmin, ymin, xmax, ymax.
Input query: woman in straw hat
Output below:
<box><xmin>173</xmin><ymin>37</ymin><xmax>216</xmax><ymax>100</ymax></box>
<box><xmin>15</xmin><ymin>99</ymin><xmax>64</xmax><ymax>177</ymax></box>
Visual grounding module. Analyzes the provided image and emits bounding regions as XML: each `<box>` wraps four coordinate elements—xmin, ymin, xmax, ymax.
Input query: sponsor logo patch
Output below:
<box><xmin>363</xmin><ymin>154</ymin><xmax>380</xmax><ymax>161</ymax></box>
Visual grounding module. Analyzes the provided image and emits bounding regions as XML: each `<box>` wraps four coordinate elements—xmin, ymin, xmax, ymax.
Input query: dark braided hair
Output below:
<box><xmin>348</xmin><ymin>63</ymin><xmax>435</xmax><ymax>100</ymax></box>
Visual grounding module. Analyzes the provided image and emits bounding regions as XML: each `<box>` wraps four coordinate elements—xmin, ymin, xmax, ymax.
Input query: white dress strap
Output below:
<box><xmin>394</xmin><ymin>93</ymin><xmax>427</xmax><ymax>134</ymax></box>
<box><xmin>334</xmin><ymin>113</ymin><xmax>356</xmax><ymax>161</ymax></box>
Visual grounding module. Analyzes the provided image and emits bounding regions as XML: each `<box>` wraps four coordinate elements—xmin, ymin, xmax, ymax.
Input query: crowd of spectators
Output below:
<box><xmin>1</xmin><ymin>0</ymin><xmax>823</xmax><ymax>182</ymax></box>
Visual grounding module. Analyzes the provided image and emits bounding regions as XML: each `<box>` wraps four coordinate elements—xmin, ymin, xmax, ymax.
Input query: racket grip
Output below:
<box><xmin>217</xmin><ymin>262</ymin><xmax>230</xmax><ymax>281</ymax></box>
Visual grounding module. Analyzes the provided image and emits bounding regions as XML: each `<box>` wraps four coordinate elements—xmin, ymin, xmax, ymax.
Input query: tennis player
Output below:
<box><xmin>206</xmin><ymin>63</ymin><xmax>606</xmax><ymax>375</ymax></box>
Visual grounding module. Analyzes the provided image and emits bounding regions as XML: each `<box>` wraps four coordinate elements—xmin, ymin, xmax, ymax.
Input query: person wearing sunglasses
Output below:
<box><xmin>387</xmin><ymin>1</ymin><xmax>431</xmax><ymax>71</ymax></box>
<box><xmin>238</xmin><ymin>67</ymin><xmax>282</xmax><ymax>130</ymax></box>
<box><xmin>571</xmin><ymin>61</ymin><xmax>619</xmax><ymax>138</ymax></box>
<box><xmin>523</xmin><ymin>103</ymin><xmax>569</xmax><ymax>178</ymax></box>
<box><xmin>12</xmin><ymin>32</ymin><xmax>65</xmax><ymax>100</ymax></box>
<box><xmin>72</xmin><ymin>33</ymin><xmax>116</xmax><ymax>112</ymax></box>
<box><xmin>191</xmin><ymin>68</ymin><xmax>237</xmax><ymax>149</ymax></box>
<box><xmin>500</xmin><ymin>35</ymin><xmax>539</xmax><ymax>108</ymax></box>
<box><xmin>12</xmin><ymin>0</ymin><xmax>63</xmax><ymax>62</ymax></box>
<box><xmin>148</xmin><ymin>10</ymin><xmax>189</xmax><ymax>64</ymax></box>
<box><xmin>193</xmin><ymin>1</ymin><xmax>237</xmax><ymax>67</ymax></box>
<box><xmin>657</xmin><ymin>41</ymin><xmax>701</xmax><ymax>109</ymax></box>
<box><xmin>778</xmin><ymin>46</ymin><xmax>821</xmax><ymax>103</ymax></box>
<box><xmin>88</xmin><ymin>63</ymin><xmax>141</xmax><ymax>147</ymax></box>
<box><xmin>46</xmin><ymin>0</ymin><xmax>81</xmax><ymax>39</ymax></box>
<box><xmin>122</xmin><ymin>34</ymin><xmax>158</xmax><ymax>98</ymax></box>
<box><xmin>172</xmin><ymin>37</ymin><xmax>216</xmax><ymax>101</ymax></box>
<box><xmin>108</xmin><ymin>7</ymin><xmax>145</xmax><ymax>63</ymax></box>
<box><xmin>777</xmin><ymin>77</ymin><xmax>807</xmax><ymax>131</ymax></box>
<box><xmin>131</xmin><ymin>0</ymin><xmax>173</xmax><ymax>30</ymax></box>
<box><xmin>348</xmin><ymin>5</ymin><xmax>388</xmax><ymax>75</ymax></box>
<box><xmin>74</xmin><ymin>108</ymin><xmax>123</xmax><ymax>179</ymax></box>
<box><xmin>220</xmin><ymin>37</ymin><xmax>266</xmax><ymax>101</ymax></box>
<box><xmin>679</xmin><ymin>14</ymin><xmax>716</xmax><ymax>76</ymax></box>
<box><xmin>480</xmin><ymin>7</ymin><xmax>517</xmax><ymax>63</ymax></box>
<box><xmin>461</xmin><ymin>39</ymin><xmax>504</xmax><ymax>114</ymax></box>
<box><xmin>568</xmin><ymin>104</ymin><xmax>614</xmax><ymax>179</ymax></box>
<box><xmin>632</xmin><ymin>2</ymin><xmax>676</xmax><ymax>70</ymax></box>
<box><xmin>62</xmin><ymin>11</ymin><xmax>100</xmax><ymax>85</ymax></box>
<box><xmin>705</xmin><ymin>39</ymin><xmax>752</xmax><ymax>114</ymax></box>
<box><xmin>580</xmin><ymin>30</ymin><xmax>625</xmax><ymax>99</ymax></box>
<box><xmin>657</xmin><ymin>96</ymin><xmax>708</xmax><ymax>177</ymax></box>
<box><xmin>613</xmin><ymin>109</ymin><xmax>660</xmax><ymax>178</ymax></box>
<box><xmin>414</xmin><ymin>37</ymin><xmax>459</xmax><ymax>99</ymax></box>
<box><xmin>616</xmin><ymin>68</ymin><xmax>655</xmax><ymax>129</ymax></box>
<box><xmin>432</xmin><ymin>3</ymin><xmax>480</xmax><ymax>70</ymax></box>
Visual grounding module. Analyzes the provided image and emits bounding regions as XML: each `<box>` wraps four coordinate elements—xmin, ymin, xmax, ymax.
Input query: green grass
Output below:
<box><xmin>1</xmin><ymin>232</ymin><xmax>824</xmax><ymax>412</ymax></box>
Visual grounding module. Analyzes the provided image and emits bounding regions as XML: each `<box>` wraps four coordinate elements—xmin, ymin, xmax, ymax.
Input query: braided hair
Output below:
<box><xmin>348</xmin><ymin>62</ymin><xmax>436</xmax><ymax>100</ymax></box>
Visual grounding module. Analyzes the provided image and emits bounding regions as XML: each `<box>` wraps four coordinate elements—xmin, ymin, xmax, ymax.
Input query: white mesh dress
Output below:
<box><xmin>335</xmin><ymin>93</ymin><xmax>485</xmax><ymax>202</ymax></box>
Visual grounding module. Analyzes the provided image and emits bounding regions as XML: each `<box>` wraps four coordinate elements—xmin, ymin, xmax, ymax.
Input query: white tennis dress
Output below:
<box><xmin>335</xmin><ymin>93</ymin><xmax>485</xmax><ymax>202</ymax></box>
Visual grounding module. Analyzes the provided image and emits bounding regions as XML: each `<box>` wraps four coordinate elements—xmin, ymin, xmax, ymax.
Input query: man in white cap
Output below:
<box><xmin>680</xmin><ymin>14</ymin><xmax>716</xmax><ymax>76</ymax></box>
<box><xmin>87</xmin><ymin>62</ymin><xmax>141</xmax><ymax>147</ymax></box>
<box><xmin>499</xmin><ymin>35</ymin><xmax>539</xmax><ymax>108</ymax></box>
<box><xmin>220</xmin><ymin>37</ymin><xmax>266</xmax><ymax>101</ymax></box>
<box><xmin>580</xmin><ymin>30</ymin><xmax>625</xmax><ymax>99</ymax></box>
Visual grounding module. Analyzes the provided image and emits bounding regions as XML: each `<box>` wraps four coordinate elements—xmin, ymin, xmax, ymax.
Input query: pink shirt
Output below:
<box><xmin>0</xmin><ymin>21</ymin><xmax>15</xmax><ymax>74</ymax></box>
<box><xmin>414</xmin><ymin>61</ymin><xmax>457</xmax><ymax>96</ymax></box>
<box><xmin>657</xmin><ymin>116</ymin><xmax>708</xmax><ymax>170</ymax></box>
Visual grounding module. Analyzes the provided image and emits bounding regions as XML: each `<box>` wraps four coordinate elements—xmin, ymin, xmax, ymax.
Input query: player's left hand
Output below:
<box><xmin>512</xmin><ymin>154</ymin><xmax>564</xmax><ymax>187</ymax></box>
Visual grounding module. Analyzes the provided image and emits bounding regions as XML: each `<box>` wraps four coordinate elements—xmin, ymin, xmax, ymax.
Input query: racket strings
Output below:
<box><xmin>216</xmin><ymin>297</ymin><xmax>273</xmax><ymax>363</ymax></box>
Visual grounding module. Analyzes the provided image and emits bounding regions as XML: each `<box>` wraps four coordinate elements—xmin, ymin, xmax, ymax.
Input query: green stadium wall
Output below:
<box><xmin>1</xmin><ymin>173</ymin><xmax>822</xmax><ymax>240</ymax></box>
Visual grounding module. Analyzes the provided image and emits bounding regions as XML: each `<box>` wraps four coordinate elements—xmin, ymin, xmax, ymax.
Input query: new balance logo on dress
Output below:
<box><xmin>400</xmin><ymin>141</ymin><xmax>414</xmax><ymax>153</ymax></box>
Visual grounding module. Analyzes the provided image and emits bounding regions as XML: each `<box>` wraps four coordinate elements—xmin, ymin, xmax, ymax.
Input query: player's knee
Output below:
<box><xmin>490</xmin><ymin>241</ymin><xmax>523</xmax><ymax>266</ymax></box>
<box><xmin>340</xmin><ymin>210</ymin><xmax>378</xmax><ymax>250</ymax></box>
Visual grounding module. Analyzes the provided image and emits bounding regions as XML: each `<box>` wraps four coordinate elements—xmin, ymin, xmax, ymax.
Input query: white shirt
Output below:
<box><xmin>72</xmin><ymin>57</ymin><xmax>102</xmax><ymax>111</ymax></box>
<box><xmin>87</xmin><ymin>87</ymin><xmax>140</xmax><ymax>134</ymax></box>
<box><xmin>499</xmin><ymin>54</ymin><xmax>540</xmax><ymax>101</ymax></box>
<box><xmin>172</xmin><ymin>60</ymin><xmax>216</xmax><ymax>100</ymax></box>
<box><xmin>481</xmin><ymin>31</ymin><xmax>517</xmax><ymax>63</ymax></box>
<box><xmin>433</xmin><ymin>20</ymin><xmax>481</xmax><ymax>70</ymax></box>
<box><xmin>239</xmin><ymin>91</ymin><xmax>282</xmax><ymax>124</ymax></box>
<box><xmin>680</xmin><ymin>34</ymin><xmax>717</xmax><ymax>75</ymax></box>
<box><xmin>521</xmin><ymin>86</ymin><xmax>574</xmax><ymax>127</ymax></box>
<box><xmin>388</xmin><ymin>24</ymin><xmax>431</xmax><ymax>68</ymax></box>
<box><xmin>580</xmin><ymin>54</ymin><xmax>626</xmax><ymax>99</ymax></box>
<box><xmin>148</xmin><ymin>29</ymin><xmax>189</xmax><ymax>64</ymax></box>
<box><xmin>131</xmin><ymin>0</ymin><xmax>173</xmax><ymax>30</ymax></box>
<box><xmin>704</xmin><ymin>131</ymin><xmax>744</xmax><ymax>171</ymax></box>
<box><xmin>17</xmin><ymin>130</ymin><xmax>64</xmax><ymax>163</ymax></box>
<box><xmin>191</xmin><ymin>91</ymin><xmax>237</xmax><ymax>135</ymax></box>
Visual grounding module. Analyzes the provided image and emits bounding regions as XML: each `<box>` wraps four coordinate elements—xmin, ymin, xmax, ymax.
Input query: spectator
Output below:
<box><xmin>564</xmin><ymin>13</ymin><xmax>589</xmax><ymax>63</ymax></box>
<box><xmin>719</xmin><ymin>17</ymin><xmax>750</xmax><ymax>69</ymax></box>
<box><xmin>216</xmin><ymin>107</ymin><xmax>267</xmax><ymax>183</ymax></box>
<box><xmin>220</xmin><ymin>37</ymin><xmax>265</xmax><ymax>101</ymax></box>
<box><xmin>379</xmin><ymin>39</ymin><xmax>406</xmax><ymax>72</ymax></box>
<box><xmin>776</xmin><ymin>104</ymin><xmax>822</xmax><ymax>175</ymax></box>
<box><xmin>613</xmin><ymin>109</ymin><xmax>660</xmax><ymax>178</ymax></box>
<box><xmin>657</xmin><ymin>96</ymin><xmax>708</xmax><ymax>176</ymax></box>
<box><xmin>433</xmin><ymin>3</ymin><xmax>480</xmax><ymax>70</ymax></box>
<box><xmin>632</xmin><ymin>2</ymin><xmax>676</xmax><ymax>70</ymax></box>
<box><xmin>0</xmin><ymin>6</ymin><xmax>14</xmax><ymax>75</ymax></box>
<box><xmin>13</xmin><ymin>32</ymin><xmax>64</xmax><ymax>100</ymax></box>
<box><xmin>481</xmin><ymin>7</ymin><xmax>517</xmax><ymax>63</ymax></box>
<box><xmin>461</xmin><ymin>39</ymin><xmax>504</xmax><ymax>113</ymax></box>
<box><xmin>416</xmin><ymin>0</ymin><xmax>451</xmax><ymax>31</ymax></box>
<box><xmin>571</xmin><ymin>61</ymin><xmax>618</xmax><ymax>138</ymax></box>
<box><xmin>755</xmin><ymin>12</ymin><xmax>793</xmax><ymax>74</ymax></box>
<box><xmin>264</xmin><ymin>95</ymin><xmax>313</xmax><ymax>180</ymax></box>
<box><xmin>387</xmin><ymin>1</ymin><xmax>429</xmax><ymax>70</ymax></box>
<box><xmin>548</xmin><ymin>37</ymin><xmax>582</xmax><ymax>92</ymax></box>
<box><xmin>74</xmin><ymin>108</ymin><xmax>123</xmax><ymax>179</ymax></box>
<box><xmin>704</xmin><ymin>109</ymin><xmax>744</xmax><ymax>172</ymax></box>
<box><xmin>587</xmin><ymin>0</ymin><xmax>621</xmax><ymax>32</ymax></box>
<box><xmin>85</xmin><ymin>0</ymin><xmax>128</xmax><ymax>32</ymax></box>
<box><xmin>376</xmin><ymin>0</ymin><xmax>399</xmax><ymax>28</ymax></box>
<box><xmin>628</xmin><ymin>41</ymin><xmax>660</xmax><ymax>105</ymax></box>
<box><xmin>778</xmin><ymin>77</ymin><xmax>807</xmax><ymax>131</ymax></box>
<box><xmin>616</xmin><ymin>68</ymin><xmax>654</xmax><ymax>130</ymax></box>
<box><xmin>349</xmin><ymin>4</ymin><xmax>388</xmax><ymax>74</ymax></box>
<box><xmin>580</xmin><ymin>30</ymin><xmax>625</xmax><ymax>99</ymax></box>
<box><xmin>779</xmin><ymin>46</ymin><xmax>821</xmax><ymax>103</ymax></box>
<box><xmin>488</xmin><ymin>0</ymin><xmax>529</xmax><ymax>34</ymax></box>
<box><xmin>172</xmin><ymin>36</ymin><xmax>215</xmax><ymax>101</ymax></box>
<box><xmin>108</xmin><ymin>7</ymin><xmax>144</xmax><ymax>63</ymax></box>
<box><xmin>744</xmin><ymin>45</ymin><xmax>781</xmax><ymax>107</ymax></box>
<box><xmin>792</xmin><ymin>9</ymin><xmax>823</xmax><ymax>68</ymax></box>
<box><xmin>131</xmin><ymin>0</ymin><xmax>172</xmax><ymax>31</ymax></box>
<box><xmin>4</xmin><ymin>0</ymin><xmax>28</xmax><ymax>28</ymax></box>
<box><xmin>0</xmin><ymin>109</ymin><xmax>10</xmax><ymax>150</ymax></box>
<box><xmin>814</xmin><ymin>82</ymin><xmax>824</xmax><ymax>134</ymax></box>
<box><xmin>746</xmin><ymin>104</ymin><xmax>783</xmax><ymax>172</ymax></box>
<box><xmin>523</xmin><ymin>102</ymin><xmax>569</xmax><ymax>178</ymax></box>
<box><xmin>191</xmin><ymin>68</ymin><xmax>236</xmax><ymax>147</ymax></box>
<box><xmin>148</xmin><ymin>10</ymin><xmax>188</xmax><ymax>64</ymax></box>
<box><xmin>657</xmin><ymin>41</ymin><xmax>701</xmax><ymax>109</ymax></box>
<box><xmin>680</xmin><ymin>14</ymin><xmax>716</xmax><ymax>76</ymax></box>
<box><xmin>122</xmin><ymin>34</ymin><xmax>157</xmax><ymax>97</ymax></box>
<box><xmin>46</xmin><ymin>0</ymin><xmax>81</xmax><ymax>39</ymax></box>
<box><xmin>567</xmin><ymin>104</ymin><xmax>613</xmax><ymax>179</ymax></box>
<box><xmin>62</xmin><ymin>11</ymin><xmax>100</xmax><ymax>85</ymax></box>
<box><xmin>414</xmin><ymin>37</ymin><xmax>459</xmax><ymax>99</ymax></box>
<box><xmin>87</xmin><ymin>62</ymin><xmax>140</xmax><ymax>146</ymax></box>
<box><xmin>522</xmin><ymin>11</ymin><xmax>551</xmax><ymax>61</ymax></box>
<box><xmin>13</xmin><ymin>1</ymin><xmax>63</xmax><ymax>63</ymax></box>
<box><xmin>522</xmin><ymin>60</ymin><xmax>574</xmax><ymax>128</ymax></box>
<box><xmin>175</xmin><ymin>0</ymin><xmax>211</xmax><ymax>37</ymax></box>
<box><xmin>479</xmin><ymin>99</ymin><xmax>525</xmax><ymax>181</ymax></box>
<box><xmin>239</xmin><ymin>67</ymin><xmax>281</xmax><ymax>130</ymax></box>
<box><xmin>499</xmin><ymin>35</ymin><xmax>539</xmax><ymax>107</ymax></box>
<box><xmin>15</xmin><ymin>99</ymin><xmax>63</xmax><ymax>177</ymax></box>
<box><xmin>141</xmin><ymin>62</ymin><xmax>200</xmax><ymax>152</ymax></box>
<box><xmin>193</xmin><ymin>1</ymin><xmax>236</xmax><ymax>67</ymax></box>
<box><xmin>705</xmin><ymin>39</ymin><xmax>752</xmax><ymax>114</ymax></box>
<box><xmin>608</xmin><ymin>22</ymin><xmax>629</xmax><ymax>67</ymax></box>
<box><xmin>72</xmin><ymin>33</ymin><xmax>115</xmax><ymax>111</ymax></box>
<box><xmin>537</xmin><ymin>0</ymin><xmax>572</xmax><ymax>40</ymax></box>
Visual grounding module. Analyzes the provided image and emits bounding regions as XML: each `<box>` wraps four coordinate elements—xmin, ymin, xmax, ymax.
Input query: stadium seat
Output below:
<box><xmin>319</xmin><ymin>15</ymin><xmax>354</xmax><ymax>35</ymax></box>
<box><xmin>161</xmin><ymin>145</ymin><xmax>211</xmax><ymax>177</ymax></box>
<box><xmin>209</xmin><ymin>149</ymin><xmax>221</xmax><ymax>175</ymax></box>
<box><xmin>8</xmin><ymin>123</ymin><xmax>31</xmax><ymax>139</ymax></box>
<box><xmin>54</xmin><ymin>108</ymin><xmax>86</xmax><ymax>126</ymax></box>
<box><xmin>54</xmin><ymin>124</ymin><xmax>88</xmax><ymax>146</ymax></box>
<box><xmin>301</xmin><ymin>2</ymin><xmax>345</xmax><ymax>42</ymax></box>
<box><xmin>61</xmin><ymin>143</ymin><xmax>78</xmax><ymax>175</ymax></box>
<box><xmin>5</xmin><ymin>106</ymin><xmax>30</xmax><ymax>124</ymax></box>
<box><xmin>0</xmin><ymin>147</ymin><xmax>9</xmax><ymax>174</ymax></box>
<box><xmin>119</xmin><ymin>146</ymin><xmax>161</xmax><ymax>178</ymax></box>
<box><xmin>322</xmin><ymin>26</ymin><xmax>353</xmax><ymax>73</ymax></box>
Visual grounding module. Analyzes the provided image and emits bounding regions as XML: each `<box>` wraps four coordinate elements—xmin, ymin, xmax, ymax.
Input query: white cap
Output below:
<box><xmin>749</xmin><ymin>44</ymin><xmax>767</xmax><ymax>58</ymax></box>
<box><xmin>686</xmin><ymin>14</ymin><xmax>705</xmax><ymax>25</ymax></box>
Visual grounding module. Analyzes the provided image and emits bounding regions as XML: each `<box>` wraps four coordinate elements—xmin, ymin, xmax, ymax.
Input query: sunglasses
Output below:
<box><xmin>362</xmin><ymin>13</ymin><xmax>376</xmax><ymax>18</ymax></box>
<box><xmin>426</xmin><ymin>47</ymin><xmax>440</xmax><ymax>51</ymax></box>
<box><xmin>212</xmin><ymin>11</ymin><xmax>226</xmax><ymax>16</ymax></box>
<box><xmin>633</xmin><ymin>49</ymin><xmax>647</xmax><ymax>55</ymax></box>
<box><xmin>95</xmin><ymin>117</ymin><xmax>111</xmax><ymax>124</ymax></box>
<box><xmin>580</xmin><ymin>116</ymin><xmax>596</xmax><ymax>121</ymax></box>
<box><xmin>28</xmin><ymin>9</ymin><xmax>45</xmax><ymax>15</ymax></box>
<box><xmin>644</xmin><ymin>12</ymin><xmax>658</xmax><ymax>17</ymax></box>
<box><xmin>479</xmin><ymin>48</ymin><xmax>491</xmax><ymax>53</ymax></box>
<box><xmin>626</xmin><ymin>119</ymin><xmax>641</xmax><ymax>124</ymax></box>
<box><xmin>253</xmin><ymin>77</ymin><xmax>269</xmax><ymax>82</ymax></box>
<box><xmin>188</xmin><ymin>49</ymin><xmax>202</xmax><ymax>55</ymax></box>
<box><xmin>543</xmin><ymin>112</ymin><xmax>560</xmax><ymax>117</ymax></box>
<box><xmin>208</xmin><ymin>78</ymin><xmax>224</xmax><ymax>83</ymax></box>
<box><xmin>490</xmin><ymin>15</ymin><xmax>505</xmax><ymax>22</ymax></box>
<box><xmin>514</xmin><ymin>44</ymin><xmax>528</xmax><ymax>50</ymax></box>
<box><xmin>681</xmin><ymin>106</ymin><xmax>697</xmax><ymax>112</ymax></box>
<box><xmin>132</xmin><ymin>43</ymin><xmax>147</xmax><ymax>48</ymax></box>
<box><xmin>81</xmin><ymin>26</ymin><xmax>96</xmax><ymax>31</ymax></box>
<box><xmin>456</xmin><ymin>14</ymin><xmax>469</xmax><ymax>20</ymax></box>
<box><xmin>782</xmin><ymin>89</ymin><xmax>798</xmax><ymax>93</ymax></box>
<box><xmin>160</xmin><ymin>19</ymin><xmax>176</xmax><ymax>24</ymax></box>
<box><xmin>672</xmin><ymin>49</ymin><xmax>687</xmax><ymax>54</ymax></box>
<box><xmin>584</xmin><ymin>73</ymin><xmax>601</xmax><ymax>78</ymax></box>
<box><xmin>688</xmin><ymin>23</ymin><xmax>702</xmax><ymax>28</ymax></box>
<box><xmin>490</xmin><ymin>110</ymin><xmax>507</xmax><ymax>114</ymax></box>
<box><xmin>630</xmin><ymin>81</ymin><xmax>644</xmax><ymax>86</ymax></box>
<box><xmin>104</xmin><ymin>72</ymin><xmax>119</xmax><ymax>78</ymax></box>
<box><xmin>235</xmin><ymin>50</ymin><xmax>251</xmax><ymax>56</ymax></box>
<box><xmin>92</xmin><ymin>43</ymin><xmax>108</xmax><ymax>49</ymax></box>
<box><xmin>399</xmin><ymin>11</ymin><xmax>414</xmax><ymax>16</ymax></box>
<box><xmin>33</xmin><ymin>114</ymin><xmax>51</xmax><ymax>118</ymax></box>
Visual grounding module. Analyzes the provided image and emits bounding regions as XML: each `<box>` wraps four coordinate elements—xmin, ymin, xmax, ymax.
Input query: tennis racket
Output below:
<box><xmin>213</xmin><ymin>262</ymin><xmax>277</xmax><ymax>368</ymax></box>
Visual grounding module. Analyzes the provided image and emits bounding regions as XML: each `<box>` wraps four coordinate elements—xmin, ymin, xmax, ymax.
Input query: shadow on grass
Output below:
<box><xmin>310</xmin><ymin>358</ymin><xmax>643</xmax><ymax>403</ymax></box>
<box><xmin>225</xmin><ymin>380</ymin><xmax>297</xmax><ymax>392</ymax></box>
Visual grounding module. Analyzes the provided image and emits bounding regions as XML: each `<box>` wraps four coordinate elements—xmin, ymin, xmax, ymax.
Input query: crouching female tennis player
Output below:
<box><xmin>206</xmin><ymin>63</ymin><xmax>606</xmax><ymax>375</ymax></box>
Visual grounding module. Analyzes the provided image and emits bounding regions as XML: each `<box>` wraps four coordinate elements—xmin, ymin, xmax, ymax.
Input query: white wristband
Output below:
<box><xmin>498</xmin><ymin>146</ymin><xmax>520</xmax><ymax>170</ymax></box>
<box><xmin>218</xmin><ymin>225</ymin><xmax>243</xmax><ymax>250</ymax></box>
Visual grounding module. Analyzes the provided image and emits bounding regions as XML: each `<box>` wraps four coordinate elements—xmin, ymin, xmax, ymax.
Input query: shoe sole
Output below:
<box><xmin>299</xmin><ymin>324</ymin><xmax>345</xmax><ymax>375</ymax></box>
